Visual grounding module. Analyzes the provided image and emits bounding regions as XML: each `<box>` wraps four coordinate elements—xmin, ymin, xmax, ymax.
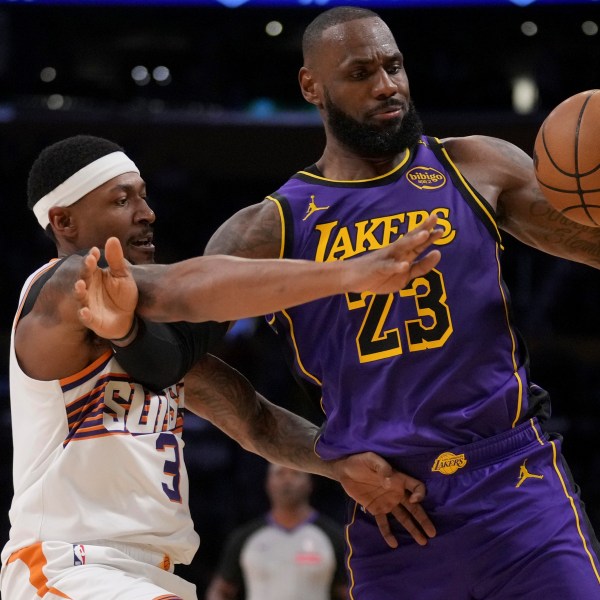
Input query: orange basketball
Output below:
<box><xmin>533</xmin><ymin>89</ymin><xmax>600</xmax><ymax>227</ymax></box>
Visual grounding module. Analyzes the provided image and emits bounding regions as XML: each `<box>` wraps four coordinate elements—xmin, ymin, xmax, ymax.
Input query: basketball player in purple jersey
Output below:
<box><xmin>198</xmin><ymin>7</ymin><xmax>600</xmax><ymax>599</ymax></box>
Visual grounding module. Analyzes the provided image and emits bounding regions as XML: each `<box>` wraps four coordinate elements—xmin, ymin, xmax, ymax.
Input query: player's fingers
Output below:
<box><xmin>400</xmin><ymin>478</ymin><xmax>436</xmax><ymax>538</ymax></box>
<box><xmin>77</xmin><ymin>306</ymin><xmax>95</xmax><ymax>328</ymax></box>
<box><xmin>410</xmin><ymin>214</ymin><xmax>438</xmax><ymax>234</ymax></box>
<box><xmin>414</xmin><ymin>227</ymin><xmax>444</xmax><ymax>251</ymax></box>
<box><xmin>404</xmin><ymin>230</ymin><xmax>443</xmax><ymax>261</ymax></box>
<box><xmin>406</xmin><ymin>479</ymin><xmax>427</xmax><ymax>502</ymax></box>
<box><xmin>408</xmin><ymin>250</ymin><xmax>442</xmax><ymax>279</ymax></box>
<box><xmin>364</xmin><ymin>452</ymin><xmax>395</xmax><ymax>481</ymax></box>
<box><xmin>73</xmin><ymin>279</ymin><xmax>89</xmax><ymax>303</ymax></box>
<box><xmin>105</xmin><ymin>237</ymin><xmax>128</xmax><ymax>275</ymax></box>
<box><xmin>81</xmin><ymin>248</ymin><xmax>100</xmax><ymax>277</ymax></box>
<box><xmin>397</xmin><ymin>229</ymin><xmax>431</xmax><ymax>252</ymax></box>
<box><xmin>373</xmin><ymin>513</ymin><xmax>398</xmax><ymax>549</ymax></box>
<box><xmin>401</xmin><ymin>501</ymin><xmax>436</xmax><ymax>539</ymax></box>
<box><xmin>388</xmin><ymin>506</ymin><xmax>428</xmax><ymax>546</ymax></box>
<box><xmin>389</xmin><ymin>227</ymin><xmax>442</xmax><ymax>264</ymax></box>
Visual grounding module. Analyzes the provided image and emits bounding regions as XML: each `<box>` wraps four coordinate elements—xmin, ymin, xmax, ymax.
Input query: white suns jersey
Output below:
<box><xmin>1</xmin><ymin>261</ymin><xmax>199</xmax><ymax>567</ymax></box>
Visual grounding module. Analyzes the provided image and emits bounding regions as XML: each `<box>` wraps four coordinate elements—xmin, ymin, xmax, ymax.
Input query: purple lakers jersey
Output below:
<box><xmin>267</xmin><ymin>136</ymin><xmax>541</xmax><ymax>459</ymax></box>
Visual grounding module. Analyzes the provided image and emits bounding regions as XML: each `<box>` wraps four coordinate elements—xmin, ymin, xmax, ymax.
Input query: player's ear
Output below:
<box><xmin>48</xmin><ymin>206</ymin><xmax>77</xmax><ymax>240</ymax></box>
<box><xmin>299</xmin><ymin>67</ymin><xmax>322</xmax><ymax>108</ymax></box>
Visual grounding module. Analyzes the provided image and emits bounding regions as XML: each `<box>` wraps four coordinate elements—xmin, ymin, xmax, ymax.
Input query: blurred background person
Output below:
<box><xmin>205</xmin><ymin>463</ymin><xmax>347</xmax><ymax>600</ymax></box>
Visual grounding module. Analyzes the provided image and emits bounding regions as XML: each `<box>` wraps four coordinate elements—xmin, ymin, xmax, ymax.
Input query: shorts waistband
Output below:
<box><xmin>389</xmin><ymin>418</ymin><xmax>548</xmax><ymax>479</ymax></box>
<box><xmin>82</xmin><ymin>540</ymin><xmax>173</xmax><ymax>572</ymax></box>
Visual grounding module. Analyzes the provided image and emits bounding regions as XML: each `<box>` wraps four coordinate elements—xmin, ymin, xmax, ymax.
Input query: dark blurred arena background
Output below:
<box><xmin>0</xmin><ymin>0</ymin><xmax>599</xmax><ymax>595</ymax></box>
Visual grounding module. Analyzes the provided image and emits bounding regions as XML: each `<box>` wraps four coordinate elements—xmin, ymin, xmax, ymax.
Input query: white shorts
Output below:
<box><xmin>0</xmin><ymin>540</ymin><xmax>197</xmax><ymax>600</ymax></box>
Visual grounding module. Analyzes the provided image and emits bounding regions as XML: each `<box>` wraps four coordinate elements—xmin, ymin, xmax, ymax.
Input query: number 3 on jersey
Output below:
<box><xmin>346</xmin><ymin>269</ymin><xmax>453</xmax><ymax>363</ymax></box>
<box><xmin>156</xmin><ymin>432</ymin><xmax>182</xmax><ymax>503</ymax></box>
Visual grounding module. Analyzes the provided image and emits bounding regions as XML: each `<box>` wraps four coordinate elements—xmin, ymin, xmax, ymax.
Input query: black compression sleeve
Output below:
<box><xmin>112</xmin><ymin>319</ymin><xmax>229</xmax><ymax>393</ymax></box>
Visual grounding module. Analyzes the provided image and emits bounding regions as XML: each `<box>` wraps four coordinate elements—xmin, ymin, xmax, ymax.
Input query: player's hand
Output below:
<box><xmin>340</xmin><ymin>215</ymin><xmax>443</xmax><ymax>295</ymax></box>
<box><xmin>331</xmin><ymin>452</ymin><xmax>436</xmax><ymax>548</ymax></box>
<box><xmin>74</xmin><ymin>237</ymin><xmax>139</xmax><ymax>341</ymax></box>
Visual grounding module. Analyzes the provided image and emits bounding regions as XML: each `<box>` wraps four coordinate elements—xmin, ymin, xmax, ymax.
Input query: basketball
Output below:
<box><xmin>533</xmin><ymin>89</ymin><xmax>600</xmax><ymax>226</ymax></box>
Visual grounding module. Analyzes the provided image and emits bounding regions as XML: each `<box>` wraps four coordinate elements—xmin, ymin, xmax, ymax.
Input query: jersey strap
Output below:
<box><xmin>17</xmin><ymin>249</ymin><xmax>110</xmax><ymax>324</ymax></box>
<box><xmin>427</xmin><ymin>136</ymin><xmax>503</xmax><ymax>248</ymax></box>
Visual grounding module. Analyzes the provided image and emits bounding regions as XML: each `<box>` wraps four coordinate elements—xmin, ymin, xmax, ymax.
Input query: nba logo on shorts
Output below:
<box><xmin>73</xmin><ymin>544</ymin><xmax>86</xmax><ymax>566</ymax></box>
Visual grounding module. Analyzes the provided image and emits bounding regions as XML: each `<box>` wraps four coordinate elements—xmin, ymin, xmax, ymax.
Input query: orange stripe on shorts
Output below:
<box><xmin>8</xmin><ymin>542</ymin><xmax>71</xmax><ymax>598</ymax></box>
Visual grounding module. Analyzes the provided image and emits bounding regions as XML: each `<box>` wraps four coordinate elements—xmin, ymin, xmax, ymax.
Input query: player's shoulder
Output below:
<box><xmin>17</xmin><ymin>256</ymin><xmax>74</xmax><ymax>317</ymax></box>
<box><xmin>441</xmin><ymin>135</ymin><xmax>515</xmax><ymax>158</ymax></box>
<box><xmin>205</xmin><ymin>199</ymin><xmax>282</xmax><ymax>258</ymax></box>
<box><xmin>441</xmin><ymin>135</ymin><xmax>532</xmax><ymax>180</ymax></box>
<box><xmin>24</xmin><ymin>252</ymin><xmax>92</xmax><ymax>310</ymax></box>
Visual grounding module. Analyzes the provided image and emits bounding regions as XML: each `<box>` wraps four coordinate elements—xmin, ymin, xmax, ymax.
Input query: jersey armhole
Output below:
<box><xmin>266</xmin><ymin>193</ymin><xmax>294</xmax><ymax>259</ymax></box>
<box><xmin>426</xmin><ymin>136</ymin><xmax>503</xmax><ymax>248</ymax></box>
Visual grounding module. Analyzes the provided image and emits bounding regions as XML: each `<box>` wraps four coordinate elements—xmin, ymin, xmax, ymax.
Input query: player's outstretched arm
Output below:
<box><xmin>74</xmin><ymin>213</ymin><xmax>441</xmax><ymax>328</ymax></box>
<box><xmin>125</xmin><ymin>214</ymin><xmax>442</xmax><ymax>323</ymax></box>
<box><xmin>185</xmin><ymin>354</ymin><xmax>435</xmax><ymax>547</ymax></box>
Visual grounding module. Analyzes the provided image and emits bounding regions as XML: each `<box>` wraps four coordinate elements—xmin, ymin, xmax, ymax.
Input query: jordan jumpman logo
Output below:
<box><xmin>302</xmin><ymin>195</ymin><xmax>330</xmax><ymax>221</ymax></box>
<box><xmin>515</xmin><ymin>459</ymin><xmax>544</xmax><ymax>488</ymax></box>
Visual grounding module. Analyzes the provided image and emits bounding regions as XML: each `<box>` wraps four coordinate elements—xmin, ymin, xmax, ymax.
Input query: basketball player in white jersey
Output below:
<box><xmin>1</xmin><ymin>135</ymin><xmax>441</xmax><ymax>599</ymax></box>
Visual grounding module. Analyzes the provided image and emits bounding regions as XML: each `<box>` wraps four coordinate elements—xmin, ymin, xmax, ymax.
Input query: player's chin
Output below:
<box><xmin>127</xmin><ymin>242</ymin><xmax>156</xmax><ymax>265</ymax></box>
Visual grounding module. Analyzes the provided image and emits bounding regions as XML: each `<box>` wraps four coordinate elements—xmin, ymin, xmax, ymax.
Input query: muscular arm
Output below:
<box><xmin>79</xmin><ymin>212</ymin><xmax>441</xmax><ymax>325</ymax></box>
<box><xmin>15</xmin><ymin>256</ymin><xmax>107</xmax><ymax>380</ymax></box>
<box><xmin>185</xmin><ymin>354</ymin><xmax>436</xmax><ymax>547</ymax></box>
<box><xmin>445</xmin><ymin>135</ymin><xmax>600</xmax><ymax>268</ymax></box>
<box><xmin>184</xmin><ymin>353</ymin><xmax>329</xmax><ymax>474</ymax></box>
<box><xmin>205</xmin><ymin>200</ymin><xmax>283</xmax><ymax>258</ymax></box>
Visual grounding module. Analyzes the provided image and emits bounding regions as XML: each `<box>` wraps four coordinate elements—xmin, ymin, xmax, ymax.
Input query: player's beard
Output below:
<box><xmin>324</xmin><ymin>90</ymin><xmax>423</xmax><ymax>157</ymax></box>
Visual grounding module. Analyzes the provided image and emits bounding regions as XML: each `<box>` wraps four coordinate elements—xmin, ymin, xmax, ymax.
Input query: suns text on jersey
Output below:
<box><xmin>102</xmin><ymin>380</ymin><xmax>183</xmax><ymax>434</ymax></box>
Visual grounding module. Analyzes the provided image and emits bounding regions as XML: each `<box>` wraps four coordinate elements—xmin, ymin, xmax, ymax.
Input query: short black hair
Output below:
<box><xmin>302</xmin><ymin>6</ymin><xmax>380</xmax><ymax>62</ymax></box>
<box><xmin>27</xmin><ymin>135</ymin><xmax>124</xmax><ymax>210</ymax></box>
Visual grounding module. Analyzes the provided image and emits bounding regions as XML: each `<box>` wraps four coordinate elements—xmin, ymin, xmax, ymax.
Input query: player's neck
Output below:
<box><xmin>316</xmin><ymin>145</ymin><xmax>404</xmax><ymax>180</ymax></box>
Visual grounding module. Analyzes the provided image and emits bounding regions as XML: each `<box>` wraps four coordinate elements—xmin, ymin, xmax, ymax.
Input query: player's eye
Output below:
<box><xmin>351</xmin><ymin>70</ymin><xmax>368</xmax><ymax>80</ymax></box>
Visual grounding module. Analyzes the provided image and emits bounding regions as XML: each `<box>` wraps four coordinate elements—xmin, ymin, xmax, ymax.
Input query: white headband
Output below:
<box><xmin>33</xmin><ymin>151</ymin><xmax>140</xmax><ymax>229</ymax></box>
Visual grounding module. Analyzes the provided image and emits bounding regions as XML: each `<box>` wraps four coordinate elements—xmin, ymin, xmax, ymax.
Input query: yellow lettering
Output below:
<box><xmin>430</xmin><ymin>208</ymin><xmax>457</xmax><ymax>246</ymax></box>
<box><xmin>314</xmin><ymin>209</ymin><xmax>457</xmax><ymax>262</ymax></box>
<box><xmin>405</xmin><ymin>210</ymin><xmax>430</xmax><ymax>232</ymax></box>
<box><xmin>354</xmin><ymin>219</ymin><xmax>384</xmax><ymax>252</ymax></box>
<box><xmin>314</xmin><ymin>221</ymin><xmax>339</xmax><ymax>262</ymax></box>
<box><xmin>379</xmin><ymin>215</ymin><xmax>402</xmax><ymax>247</ymax></box>
<box><xmin>328</xmin><ymin>227</ymin><xmax>356</xmax><ymax>261</ymax></box>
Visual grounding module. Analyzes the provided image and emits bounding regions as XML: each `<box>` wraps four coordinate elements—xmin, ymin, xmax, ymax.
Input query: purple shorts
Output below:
<box><xmin>345</xmin><ymin>419</ymin><xmax>600</xmax><ymax>599</ymax></box>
